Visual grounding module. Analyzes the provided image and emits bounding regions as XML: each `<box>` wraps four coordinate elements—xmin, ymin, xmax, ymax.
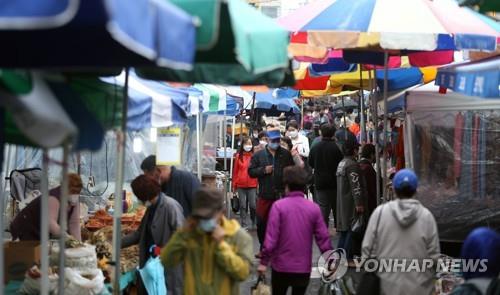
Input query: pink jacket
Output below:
<box><xmin>261</xmin><ymin>191</ymin><xmax>332</xmax><ymax>273</ymax></box>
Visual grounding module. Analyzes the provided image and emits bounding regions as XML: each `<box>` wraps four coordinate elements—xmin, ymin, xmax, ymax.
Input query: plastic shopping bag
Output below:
<box><xmin>251</xmin><ymin>275</ymin><xmax>271</xmax><ymax>295</ymax></box>
<box><xmin>138</xmin><ymin>257</ymin><xmax>167</xmax><ymax>295</ymax></box>
<box><xmin>64</xmin><ymin>268</ymin><xmax>105</xmax><ymax>295</ymax></box>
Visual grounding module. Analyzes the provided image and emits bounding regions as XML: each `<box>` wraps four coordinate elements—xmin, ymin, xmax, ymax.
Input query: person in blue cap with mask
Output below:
<box><xmin>248</xmin><ymin>127</ymin><xmax>295</xmax><ymax>256</ymax></box>
<box><xmin>361</xmin><ymin>169</ymin><xmax>441</xmax><ymax>295</ymax></box>
<box><xmin>450</xmin><ymin>227</ymin><xmax>500</xmax><ymax>295</ymax></box>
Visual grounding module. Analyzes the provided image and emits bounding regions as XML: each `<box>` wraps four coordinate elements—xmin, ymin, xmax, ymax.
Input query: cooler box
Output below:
<box><xmin>4</xmin><ymin>241</ymin><xmax>41</xmax><ymax>282</ymax></box>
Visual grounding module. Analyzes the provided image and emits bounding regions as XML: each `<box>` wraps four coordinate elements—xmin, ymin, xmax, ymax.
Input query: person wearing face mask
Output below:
<box><xmin>286</xmin><ymin>120</ymin><xmax>310</xmax><ymax>159</ymax></box>
<box><xmin>141</xmin><ymin>155</ymin><xmax>200</xmax><ymax>217</ymax></box>
<box><xmin>232</xmin><ymin>136</ymin><xmax>258</xmax><ymax>229</ymax></box>
<box><xmin>122</xmin><ymin>175</ymin><xmax>185</xmax><ymax>295</ymax></box>
<box><xmin>258</xmin><ymin>166</ymin><xmax>332</xmax><ymax>295</ymax></box>
<box><xmin>161</xmin><ymin>188</ymin><xmax>253</xmax><ymax>295</ymax></box>
<box><xmin>248</xmin><ymin>128</ymin><xmax>294</xmax><ymax>255</ymax></box>
<box><xmin>10</xmin><ymin>173</ymin><xmax>83</xmax><ymax>241</ymax></box>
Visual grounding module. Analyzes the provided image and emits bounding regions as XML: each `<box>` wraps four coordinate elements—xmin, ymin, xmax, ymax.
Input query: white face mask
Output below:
<box><xmin>69</xmin><ymin>194</ymin><xmax>79</xmax><ymax>206</ymax></box>
<box><xmin>144</xmin><ymin>201</ymin><xmax>153</xmax><ymax>208</ymax></box>
<box><xmin>288</xmin><ymin>130</ymin><xmax>298</xmax><ymax>139</ymax></box>
<box><xmin>259</xmin><ymin>140</ymin><xmax>267</xmax><ymax>146</ymax></box>
<box><xmin>243</xmin><ymin>145</ymin><xmax>253</xmax><ymax>152</ymax></box>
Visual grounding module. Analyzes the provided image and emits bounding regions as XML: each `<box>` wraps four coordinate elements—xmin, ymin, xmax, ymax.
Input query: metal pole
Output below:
<box><xmin>301</xmin><ymin>99</ymin><xmax>304</xmax><ymax>128</ymax></box>
<box><xmin>382</xmin><ymin>52</ymin><xmax>389</xmax><ymax>200</ymax></box>
<box><xmin>373</xmin><ymin>84</ymin><xmax>381</xmax><ymax>205</ymax></box>
<box><xmin>0</xmin><ymin>145</ymin><xmax>9</xmax><ymax>294</ymax></box>
<box><xmin>229</xmin><ymin>116</ymin><xmax>237</xmax><ymax>194</ymax></box>
<box><xmin>112</xmin><ymin>68</ymin><xmax>129</xmax><ymax>294</ymax></box>
<box><xmin>40</xmin><ymin>150</ymin><xmax>50</xmax><ymax>295</ymax></box>
<box><xmin>359</xmin><ymin>64</ymin><xmax>366</xmax><ymax>143</ymax></box>
<box><xmin>58</xmin><ymin>142</ymin><xmax>70</xmax><ymax>294</ymax></box>
<box><xmin>341</xmin><ymin>97</ymin><xmax>347</xmax><ymax>141</ymax></box>
<box><xmin>224</xmin><ymin>110</ymin><xmax>227</xmax><ymax>171</ymax></box>
<box><xmin>196</xmin><ymin>113</ymin><xmax>202</xmax><ymax>182</ymax></box>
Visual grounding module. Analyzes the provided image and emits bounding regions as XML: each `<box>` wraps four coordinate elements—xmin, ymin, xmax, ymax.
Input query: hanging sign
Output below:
<box><xmin>156</xmin><ymin>127</ymin><xmax>181</xmax><ymax>166</ymax></box>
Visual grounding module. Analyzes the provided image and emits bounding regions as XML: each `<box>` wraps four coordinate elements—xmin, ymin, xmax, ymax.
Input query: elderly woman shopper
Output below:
<box><xmin>258</xmin><ymin>166</ymin><xmax>332</xmax><ymax>295</ymax></box>
<box><xmin>10</xmin><ymin>173</ymin><xmax>83</xmax><ymax>241</ymax></box>
<box><xmin>122</xmin><ymin>175</ymin><xmax>185</xmax><ymax>295</ymax></box>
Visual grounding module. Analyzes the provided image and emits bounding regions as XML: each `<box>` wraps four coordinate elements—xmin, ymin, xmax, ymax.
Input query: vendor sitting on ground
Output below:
<box><xmin>10</xmin><ymin>173</ymin><xmax>83</xmax><ymax>241</ymax></box>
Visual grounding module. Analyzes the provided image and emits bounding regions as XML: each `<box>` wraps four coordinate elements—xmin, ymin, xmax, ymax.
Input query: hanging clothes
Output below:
<box><xmin>420</xmin><ymin>125</ymin><xmax>432</xmax><ymax>181</ymax></box>
<box><xmin>395</xmin><ymin>124</ymin><xmax>405</xmax><ymax>171</ymax></box>
<box><xmin>459</xmin><ymin>111</ymin><xmax>473</xmax><ymax>199</ymax></box>
<box><xmin>472</xmin><ymin>113</ymin><xmax>480</xmax><ymax>195</ymax></box>
<box><xmin>479</xmin><ymin>113</ymin><xmax>486</xmax><ymax>199</ymax></box>
<box><xmin>453</xmin><ymin>112</ymin><xmax>464</xmax><ymax>183</ymax></box>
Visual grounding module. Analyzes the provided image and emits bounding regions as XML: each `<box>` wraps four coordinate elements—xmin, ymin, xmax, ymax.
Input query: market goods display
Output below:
<box><xmin>50</xmin><ymin>243</ymin><xmax>98</xmax><ymax>274</ymax></box>
<box><xmin>88</xmin><ymin>226</ymin><xmax>140</xmax><ymax>274</ymax></box>
<box><xmin>85</xmin><ymin>208</ymin><xmax>144</xmax><ymax>232</ymax></box>
<box><xmin>64</xmin><ymin>268</ymin><xmax>105</xmax><ymax>295</ymax></box>
<box><xmin>19</xmin><ymin>265</ymin><xmax>58</xmax><ymax>295</ymax></box>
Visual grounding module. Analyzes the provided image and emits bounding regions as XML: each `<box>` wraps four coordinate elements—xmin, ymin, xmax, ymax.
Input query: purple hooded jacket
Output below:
<box><xmin>261</xmin><ymin>191</ymin><xmax>333</xmax><ymax>273</ymax></box>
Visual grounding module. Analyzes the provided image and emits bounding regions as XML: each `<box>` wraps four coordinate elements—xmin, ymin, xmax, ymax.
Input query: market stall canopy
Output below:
<box><xmin>254</xmin><ymin>90</ymin><xmax>300</xmax><ymax>113</ymax></box>
<box><xmin>0</xmin><ymin>71</ymin><xmax>120</xmax><ymax>150</ymax></box>
<box><xmin>136</xmin><ymin>0</ymin><xmax>293</xmax><ymax>86</ymax></box>
<box><xmin>101</xmin><ymin>72</ymin><xmax>199</xmax><ymax>129</ymax></box>
<box><xmin>193</xmin><ymin>84</ymin><xmax>248</xmax><ymax>116</ymax></box>
<box><xmin>406</xmin><ymin>83</ymin><xmax>500</xmax><ymax>112</ymax></box>
<box><xmin>0</xmin><ymin>0</ymin><xmax>197</xmax><ymax>69</ymax></box>
<box><xmin>278</xmin><ymin>0</ymin><xmax>498</xmax><ymax>53</ymax></box>
<box><xmin>332</xmin><ymin>99</ymin><xmax>359</xmax><ymax>111</ymax></box>
<box><xmin>435</xmin><ymin>56</ymin><xmax>499</xmax><ymax>98</ymax></box>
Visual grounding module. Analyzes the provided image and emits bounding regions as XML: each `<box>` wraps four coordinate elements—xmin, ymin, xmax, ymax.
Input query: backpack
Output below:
<box><xmin>7</xmin><ymin>168</ymin><xmax>43</xmax><ymax>212</ymax></box>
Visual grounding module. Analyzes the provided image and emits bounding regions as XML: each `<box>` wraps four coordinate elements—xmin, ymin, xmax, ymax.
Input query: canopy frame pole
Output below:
<box><xmin>301</xmin><ymin>98</ymin><xmax>304</xmax><ymax>128</ymax></box>
<box><xmin>359</xmin><ymin>64</ymin><xmax>366</xmax><ymax>143</ymax></box>
<box><xmin>0</xmin><ymin>145</ymin><xmax>10</xmax><ymax>294</ymax></box>
<box><xmin>58</xmin><ymin>141</ymin><xmax>70</xmax><ymax>294</ymax></box>
<box><xmin>196</xmin><ymin>112</ymin><xmax>202</xmax><ymax>182</ymax></box>
<box><xmin>112</xmin><ymin>68</ymin><xmax>129</xmax><ymax>295</ymax></box>
<box><xmin>40</xmin><ymin>150</ymin><xmax>50</xmax><ymax>295</ymax></box>
<box><xmin>342</xmin><ymin>97</ymin><xmax>347</xmax><ymax>141</ymax></box>
<box><xmin>229</xmin><ymin>116</ymin><xmax>237</xmax><ymax>193</ymax></box>
<box><xmin>223</xmin><ymin>109</ymin><xmax>227</xmax><ymax>171</ymax></box>
<box><xmin>372</xmin><ymin>70</ymin><xmax>381</xmax><ymax>205</ymax></box>
<box><xmin>382</xmin><ymin>52</ymin><xmax>389</xmax><ymax>201</ymax></box>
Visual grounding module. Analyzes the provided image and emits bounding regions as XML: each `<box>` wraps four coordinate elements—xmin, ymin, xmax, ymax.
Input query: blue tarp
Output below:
<box><xmin>255</xmin><ymin>90</ymin><xmax>300</xmax><ymax>113</ymax></box>
<box><xmin>376</xmin><ymin>67</ymin><xmax>423</xmax><ymax>92</ymax></box>
<box><xmin>435</xmin><ymin>56</ymin><xmax>499</xmax><ymax>98</ymax></box>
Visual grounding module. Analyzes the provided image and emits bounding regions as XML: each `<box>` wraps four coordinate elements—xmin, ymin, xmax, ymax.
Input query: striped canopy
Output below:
<box><xmin>279</xmin><ymin>0</ymin><xmax>499</xmax><ymax>52</ymax></box>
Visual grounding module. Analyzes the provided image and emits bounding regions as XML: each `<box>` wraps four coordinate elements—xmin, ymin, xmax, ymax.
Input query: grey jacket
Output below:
<box><xmin>336</xmin><ymin>157</ymin><xmax>366</xmax><ymax>232</ymax></box>
<box><xmin>122</xmin><ymin>193</ymin><xmax>185</xmax><ymax>295</ymax></box>
<box><xmin>362</xmin><ymin>200</ymin><xmax>441</xmax><ymax>295</ymax></box>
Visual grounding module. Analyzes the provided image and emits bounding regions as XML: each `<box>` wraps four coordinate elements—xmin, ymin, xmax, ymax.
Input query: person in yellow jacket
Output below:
<box><xmin>161</xmin><ymin>188</ymin><xmax>253</xmax><ymax>295</ymax></box>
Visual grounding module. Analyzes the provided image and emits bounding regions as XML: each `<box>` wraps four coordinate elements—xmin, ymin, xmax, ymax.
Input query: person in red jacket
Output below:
<box><xmin>232</xmin><ymin>136</ymin><xmax>258</xmax><ymax>229</ymax></box>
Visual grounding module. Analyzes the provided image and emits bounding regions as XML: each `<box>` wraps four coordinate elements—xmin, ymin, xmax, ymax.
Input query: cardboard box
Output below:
<box><xmin>4</xmin><ymin>241</ymin><xmax>41</xmax><ymax>282</ymax></box>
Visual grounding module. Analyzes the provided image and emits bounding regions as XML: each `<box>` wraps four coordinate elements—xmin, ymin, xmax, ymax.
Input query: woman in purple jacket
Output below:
<box><xmin>258</xmin><ymin>166</ymin><xmax>333</xmax><ymax>295</ymax></box>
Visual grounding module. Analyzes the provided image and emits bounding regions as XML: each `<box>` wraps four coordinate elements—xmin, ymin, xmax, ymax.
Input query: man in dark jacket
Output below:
<box><xmin>248</xmin><ymin>128</ymin><xmax>294</xmax><ymax>251</ymax></box>
<box><xmin>309</xmin><ymin>124</ymin><xmax>344</xmax><ymax>228</ymax></box>
<box><xmin>336</xmin><ymin>139</ymin><xmax>366</xmax><ymax>259</ymax></box>
<box><xmin>359</xmin><ymin>144</ymin><xmax>378</xmax><ymax>217</ymax></box>
<box><xmin>141</xmin><ymin>155</ymin><xmax>200</xmax><ymax>217</ymax></box>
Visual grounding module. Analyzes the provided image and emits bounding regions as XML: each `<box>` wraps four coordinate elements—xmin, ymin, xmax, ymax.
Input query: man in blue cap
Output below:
<box><xmin>249</xmin><ymin>127</ymin><xmax>294</xmax><ymax>255</ymax></box>
<box><xmin>361</xmin><ymin>169</ymin><xmax>441</xmax><ymax>295</ymax></box>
